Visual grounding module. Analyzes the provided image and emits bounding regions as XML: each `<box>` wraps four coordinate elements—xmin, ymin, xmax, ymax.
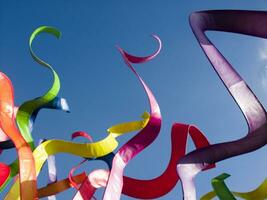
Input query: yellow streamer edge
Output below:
<box><xmin>201</xmin><ymin>178</ymin><xmax>267</xmax><ymax>200</ymax></box>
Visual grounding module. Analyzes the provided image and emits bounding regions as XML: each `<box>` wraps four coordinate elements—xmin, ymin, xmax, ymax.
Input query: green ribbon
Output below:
<box><xmin>0</xmin><ymin>26</ymin><xmax>63</xmax><ymax>192</ymax></box>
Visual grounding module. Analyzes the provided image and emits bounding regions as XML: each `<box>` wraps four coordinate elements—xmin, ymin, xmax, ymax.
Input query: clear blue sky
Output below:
<box><xmin>1</xmin><ymin>1</ymin><xmax>267</xmax><ymax>199</ymax></box>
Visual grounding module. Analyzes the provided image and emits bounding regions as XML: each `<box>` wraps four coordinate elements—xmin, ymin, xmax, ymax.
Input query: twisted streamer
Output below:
<box><xmin>68</xmin><ymin>131</ymin><xmax>94</xmax><ymax>199</ymax></box>
<box><xmin>20</xmin><ymin>36</ymin><xmax>162</xmax><ymax>200</ymax></box>
<box><xmin>16</xmin><ymin>26</ymin><xmax>61</xmax><ymax>150</ymax></box>
<box><xmin>4</xmin><ymin>112</ymin><xmax>149</xmax><ymax>199</ymax></box>
<box><xmin>177</xmin><ymin>10</ymin><xmax>267</xmax><ymax>200</ymax></box>
<box><xmin>39</xmin><ymin>124</ymin><xmax>215</xmax><ymax>199</ymax></box>
<box><xmin>0</xmin><ymin>98</ymin><xmax>69</xmax><ymax>151</ymax></box>
<box><xmin>3</xmin><ymin>13</ymin><xmax>266</xmax><ymax>199</ymax></box>
<box><xmin>0</xmin><ymin>26</ymin><xmax>70</xmax><ymax>193</ymax></box>
<box><xmin>0</xmin><ymin>72</ymin><xmax>37</xmax><ymax>199</ymax></box>
<box><xmin>102</xmin><ymin>35</ymin><xmax>162</xmax><ymax>200</ymax></box>
<box><xmin>0</xmin><ymin>97</ymin><xmax>69</xmax><ymax>193</ymax></box>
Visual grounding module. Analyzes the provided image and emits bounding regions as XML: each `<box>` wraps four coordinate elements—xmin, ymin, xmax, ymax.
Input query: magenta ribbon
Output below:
<box><xmin>102</xmin><ymin>35</ymin><xmax>162</xmax><ymax>200</ymax></box>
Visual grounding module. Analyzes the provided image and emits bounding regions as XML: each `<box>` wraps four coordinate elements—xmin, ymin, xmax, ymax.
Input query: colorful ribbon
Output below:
<box><xmin>0</xmin><ymin>98</ymin><xmax>69</xmax><ymax>151</ymax></box>
<box><xmin>4</xmin><ymin>112</ymin><xmax>149</xmax><ymax>199</ymax></box>
<box><xmin>201</xmin><ymin>174</ymin><xmax>267</xmax><ymax>200</ymax></box>
<box><xmin>2</xmin><ymin>13</ymin><xmax>266</xmax><ymax>199</ymax></box>
<box><xmin>39</xmin><ymin>139</ymin><xmax>57</xmax><ymax>200</ymax></box>
<box><xmin>0</xmin><ymin>26</ymin><xmax>70</xmax><ymax>194</ymax></box>
<box><xmin>38</xmin><ymin>124</ymin><xmax>215</xmax><ymax>199</ymax></box>
<box><xmin>102</xmin><ymin>35</ymin><xmax>162</xmax><ymax>200</ymax></box>
<box><xmin>0</xmin><ymin>72</ymin><xmax>37</xmax><ymax>199</ymax></box>
<box><xmin>177</xmin><ymin>10</ymin><xmax>267</xmax><ymax>200</ymax></box>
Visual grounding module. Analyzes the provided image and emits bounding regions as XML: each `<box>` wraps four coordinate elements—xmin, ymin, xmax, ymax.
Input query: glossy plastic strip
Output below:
<box><xmin>201</xmin><ymin>175</ymin><xmax>267</xmax><ymax>200</ymax></box>
<box><xmin>4</xmin><ymin>113</ymin><xmax>149</xmax><ymax>199</ymax></box>
<box><xmin>103</xmin><ymin>35</ymin><xmax>162</xmax><ymax>200</ymax></box>
<box><xmin>177</xmin><ymin>10</ymin><xmax>267</xmax><ymax>200</ymax></box>
<box><xmin>0</xmin><ymin>72</ymin><xmax>37</xmax><ymax>199</ymax></box>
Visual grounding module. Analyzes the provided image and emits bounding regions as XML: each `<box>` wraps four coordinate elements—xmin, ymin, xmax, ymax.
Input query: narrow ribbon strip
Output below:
<box><xmin>17</xmin><ymin>26</ymin><xmax>61</xmax><ymax>150</ymax></box>
<box><xmin>69</xmin><ymin>131</ymin><xmax>93</xmax><ymax>197</ymax></box>
<box><xmin>39</xmin><ymin>139</ymin><xmax>57</xmax><ymax>200</ymax></box>
<box><xmin>102</xmin><ymin>35</ymin><xmax>162</xmax><ymax>200</ymax></box>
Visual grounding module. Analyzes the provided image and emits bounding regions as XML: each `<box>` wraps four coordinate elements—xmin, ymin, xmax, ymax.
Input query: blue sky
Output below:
<box><xmin>1</xmin><ymin>1</ymin><xmax>267</xmax><ymax>199</ymax></box>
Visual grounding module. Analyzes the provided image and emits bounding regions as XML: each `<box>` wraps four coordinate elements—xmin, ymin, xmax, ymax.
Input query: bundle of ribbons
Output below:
<box><xmin>0</xmin><ymin>10</ymin><xmax>267</xmax><ymax>200</ymax></box>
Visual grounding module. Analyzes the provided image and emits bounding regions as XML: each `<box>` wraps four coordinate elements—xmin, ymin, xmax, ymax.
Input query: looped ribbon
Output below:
<box><xmin>177</xmin><ymin>10</ymin><xmax>267</xmax><ymax>199</ymax></box>
<box><xmin>33</xmin><ymin>124</ymin><xmax>215</xmax><ymax>199</ymax></box>
<box><xmin>5</xmin><ymin>34</ymin><xmax>160</xmax><ymax>200</ymax></box>
<box><xmin>4</xmin><ymin>111</ymin><xmax>149</xmax><ymax>199</ymax></box>
<box><xmin>33</xmin><ymin>36</ymin><xmax>216</xmax><ymax>199</ymax></box>
<box><xmin>0</xmin><ymin>26</ymin><xmax>70</xmax><ymax>195</ymax></box>
<box><xmin>102</xmin><ymin>34</ymin><xmax>162</xmax><ymax>200</ymax></box>
<box><xmin>6</xmin><ymin>18</ymin><xmax>263</xmax><ymax>199</ymax></box>
<box><xmin>18</xmin><ymin>26</ymin><xmax>62</xmax><ymax>150</ymax></box>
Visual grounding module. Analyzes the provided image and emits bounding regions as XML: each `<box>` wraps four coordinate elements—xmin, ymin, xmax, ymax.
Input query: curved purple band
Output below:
<box><xmin>178</xmin><ymin>10</ymin><xmax>267</xmax><ymax>200</ymax></box>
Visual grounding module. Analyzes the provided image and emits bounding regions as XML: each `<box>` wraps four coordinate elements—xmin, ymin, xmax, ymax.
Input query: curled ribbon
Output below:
<box><xmin>102</xmin><ymin>35</ymin><xmax>162</xmax><ymax>200</ymax></box>
<box><xmin>177</xmin><ymin>10</ymin><xmax>267</xmax><ymax>200</ymax></box>
<box><xmin>37</xmin><ymin>124</ymin><xmax>215</xmax><ymax>199</ymax></box>
<box><xmin>0</xmin><ymin>26</ymin><xmax>70</xmax><ymax>194</ymax></box>
<box><xmin>4</xmin><ymin>111</ymin><xmax>149</xmax><ymax>199</ymax></box>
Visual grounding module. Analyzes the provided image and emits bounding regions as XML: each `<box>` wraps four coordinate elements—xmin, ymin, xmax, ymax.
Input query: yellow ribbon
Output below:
<box><xmin>5</xmin><ymin>112</ymin><xmax>149</xmax><ymax>200</ymax></box>
<box><xmin>201</xmin><ymin>178</ymin><xmax>267</xmax><ymax>200</ymax></box>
